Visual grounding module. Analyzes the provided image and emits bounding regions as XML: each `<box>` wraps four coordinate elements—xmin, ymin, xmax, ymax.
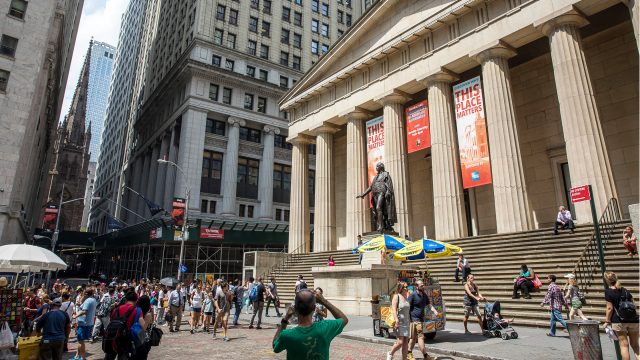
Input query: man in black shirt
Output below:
<box><xmin>249</xmin><ymin>277</ymin><xmax>266</xmax><ymax>329</ymax></box>
<box><xmin>407</xmin><ymin>281</ymin><xmax>438</xmax><ymax>360</ymax></box>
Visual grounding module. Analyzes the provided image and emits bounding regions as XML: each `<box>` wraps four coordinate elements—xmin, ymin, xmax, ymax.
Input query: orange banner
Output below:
<box><xmin>366</xmin><ymin>116</ymin><xmax>385</xmax><ymax>197</ymax></box>
<box><xmin>453</xmin><ymin>77</ymin><xmax>492</xmax><ymax>189</ymax></box>
<box><xmin>405</xmin><ymin>100</ymin><xmax>430</xmax><ymax>153</ymax></box>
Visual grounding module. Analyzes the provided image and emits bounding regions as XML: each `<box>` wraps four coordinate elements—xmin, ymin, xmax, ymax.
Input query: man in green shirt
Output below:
<box><xmin>273</xmin><ymin>288</ymin><xmax>349</xmax><ymax>359</ymax></box>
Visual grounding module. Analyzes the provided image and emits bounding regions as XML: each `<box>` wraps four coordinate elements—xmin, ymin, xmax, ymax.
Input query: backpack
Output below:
<box><xmin>295</xmin><ymin>280</ymin><xmax>307</xmax><ymax>293</ymax></box>
<box><xmin>102</xmin><ymin>305</ymin><xmax>135</xmax><ymax>355</ymax></box>
<box><xmin>615</xmin><ymin>288</ymin><xmax>638</xmax><ymax>322</ymax></box>
<box><xmin>249</xmin><ymin>284</ymin><xmax>258</xmax><ymax>302</ymax></box>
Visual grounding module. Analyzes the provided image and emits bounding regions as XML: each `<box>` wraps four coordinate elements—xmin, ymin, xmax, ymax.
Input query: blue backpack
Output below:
<box><xmin>249</xmin><ymin>285</ymin><xmax>258</xmax><ymax>302</ymax></box>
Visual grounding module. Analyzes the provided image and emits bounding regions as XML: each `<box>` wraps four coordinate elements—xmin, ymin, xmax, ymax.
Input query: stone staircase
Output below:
<box><xmin>269</xmin><ymin>222</ymin><xmax>637</xmax><ymax>329</ymax></box>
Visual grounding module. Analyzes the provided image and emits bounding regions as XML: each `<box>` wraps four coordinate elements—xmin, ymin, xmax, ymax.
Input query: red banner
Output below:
<box><xmin>200</xmin><ymin>228</ymin><xmax>224</xmax><ymax>240</ymax></box>
<box><xmin>366</xmin><ymin>116</ymin><xmax>384</xmax><ymax>189</ymax></box>
<box><xmin>43</xmin><ymin>205</ymin><xmax>58</xmax><ymax>231</ymax></box>
<box><xmin>405</xmin><ymin>100</ymin><xmax>430</xmax><ymax>153</ymax></box>
<box><xmin>453</xmin><ymin>76</ymin><xmax>492</xmax><ymax>189</ymax></box>
<box><xmin>172</xmin><ymin>198</ymin><xmax>186</xmax><ymax>228</ymax></box>
<box><xmin>570</xmin><ymin>186</ymin><xmax>591</xmax><ymax>203</ymax></box>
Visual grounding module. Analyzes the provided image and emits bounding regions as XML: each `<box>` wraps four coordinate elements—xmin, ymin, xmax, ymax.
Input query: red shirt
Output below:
<box><xmin>25</xmin><ymin>297</ymin><xmax>41</xmax><ymax>320</ymax></box>
<box><xmin>111</xmin><ymin>303</ymin><xmax>141</xmax><ymax>329</ymax></box>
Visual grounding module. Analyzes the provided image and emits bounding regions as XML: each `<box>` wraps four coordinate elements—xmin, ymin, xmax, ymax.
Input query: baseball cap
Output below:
<box><xmin>52</xmin><ymin>298</ymin><xmax>62</xmax><ymax>306</ymax></box>
<box><xmin>564</xmin><ymin>273</ymin><xmax>576</xmax><ymax>279</ymax></box>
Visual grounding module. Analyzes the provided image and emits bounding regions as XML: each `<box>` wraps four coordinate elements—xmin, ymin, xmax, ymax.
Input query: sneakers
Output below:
<box><xmin>386</xmin><ymin>352</ymin><xmax>393</xmax><ymax>360</ymax></box>
<box><xmin>256</xmin><ymin>326</ymin><xmax>262</xmax><ymax>329</ymax></box>
<box><xmin>407</xmin><ymin>353</ymin><xmax>415</xmax><ymax>360</ymax></box>
<box><xmin>265</xmin><ymin>314</ymin><xmax>270</xmax><ymax>317</ymax></box>
<box><xmin>276</xmin><ymin>313</ymin><xmax>282</xmax><ymax>317</ymax></box>
<box><xmin>425</xmin><ymin>354</ymin><xmax>436</xmax><ymax>360</ymax></box>
<box><xmin>190</xmin><ymin>329</ymin><xmax>194</xmax><ymax>334</ymax></box>
<box><xmin>223</xmin><ymin>336</ymin><xmax>229</xmax><ymax>342</ymax></box>
<box><xmin>249</xmin><ymin>325</ymin><xmax>254</xmax><ymax>329</ymax></box>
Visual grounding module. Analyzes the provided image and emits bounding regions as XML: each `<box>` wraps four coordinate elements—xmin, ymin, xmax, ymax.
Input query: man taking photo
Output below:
<box><xmin>273</xmin><ymin>289</ymin><xmax>348</xmax><ymax>359</ymax></box>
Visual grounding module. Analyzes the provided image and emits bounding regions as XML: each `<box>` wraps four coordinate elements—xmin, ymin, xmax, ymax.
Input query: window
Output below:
<box><xmin>280</xmin><ymin>51</ymin><xmax>289</xmax><ymax>66</ymax></box>
<box><xmin>0</xmin><ymin>35</ymin><xmax>18</xmax><ymax>58</ymax></box>
<box><xmin>260</xmin><ymin>44</ymin><xmax>269</xmax><ymax>59</ymax></box>
<box><xmin>280</xmin><ymin>75</ymin><xmax>289</xmax><ymax>88</ymax></box>
<box><xmin>311</xmin><ymin>40</ymin><xmax>319</xmax><ymax>54</ymax></box>
<box><xmin>338</xmin><ymin>10</ymin><xmax>344</xmax><ymax>24</ymax></box>
<box><xmin>308</xmin><ymin>144</ymin><xmax>317</xmax><ymax>155</ymax></box>
<box><xmin>282</xmin><ymin>7</ymin><xmax>291</xmax><ymax>22</ymax></box>
<box><xmin>261</xmin><ymin>21</ymin><xmax>271</xmax><ymax>37</ymax></box>
<box><xmin>222</xmin><ymin>87</ymin><xmax>232</xmax><ymax>104</ymax></box>
<box><xmin>346</xmin><ymin>14</ymin><xmax>352</xmax><ymax>26</ymax></box>
<box><xmin>244</xmin><ymin>93</ymin><xmax>254</xmax><ymax>110</ymax></box>
<box><xmin>227</xmin><ymin>33</ymin><xmax>236</xmax><ymax>49</ymax></box>
<box><xmin>292</xmin><ymin>56</ymin><xmax>301</xmax><ymax>70</ymax></box>
<box><xmin>294</xmin><ymin>12</ymin><xmax>303</xmax><ymax>26</ymax></box>
<box><xmin>208</xmin><ymin>84</ymin><xmax>219</xmax><ymax>101</ymax></box>
<box><xmin>293</xmin><ymin>33</ymin><xmax>302</xmax><ymax>48</ymax></box>
<box><xmin>212</xmin><ymin>55</ymin><xmax>221</xmax><ymax>67</ymax></box>
<box><xmin>311</xmin><ymin>0</ymin><xmax>319</xmax><ymax>12</ymax></box>
<box><xmin>205</xmin><ymin>119</ymin><xmax>226</xmax><ymax>135</ymax></box>
<box><xmin>274</xmin><ymin>135</ymin><xmax>292</xmax><ymax>149</ymax></box>
<box><xmin>259</xmin><ymin>69</ymin><xmax>268</xmax><ymax>81</ymax></box>
<box><xmin>321</xmin><ymin>3</ymin><xmax>329</xmax><ymax>16</ymax></box>
<box><xmin>294</xmin><ymin>0</ymin><xmax>302</xmax><ymax>5</ymax></box>
<box><xmin>240</xmin><ymin>127</ymin><xmax>261</xmax><ymax>143</ymax></box>
<box><xmin>246</xmin><ymin>65</ymin><xmax>256</xmax><ymax>77</ymax></box>
<box><xmin>273</xmin><ymin>164</ymin><xmax>291</xmax><ymax>203</ymax></box>
<box><xmin>321</xmin><ymin>23</ymin><xmax>329</xmax><ymax>37</ymax></box>
<box><xmin>238</xmin><ymin>205</ymin><xmax>255</xmax><ymax>218</ymax></box>
<box><xmin>202</xmin><ymin>151</ymin><xmax>223</xmax><ymax>194</ymax></box>
<box><xmin>201</xmin><ymin>200</ymin><xmax>208</xmax><ymax>213</ymax></box>
<box><xmin>321</xmin><ymin>44</ymin><xmax>329</xmax><ymax>54</ymax></box>
<box><xmin>281</xmin><ymin>29</ymin><xmax>290</xmax><ymax>44</ymax></box>
<box><xmin>249</xmin><ymin>17</ymin><xmax>258</xmax><ymax>32</ymax></box>
<box><xmin>311</xmin><ymin>19</ymin><xmax>319</xmax><ymax>33</ymax></box>
<box><xmin>104</xmin><ymin>51</ymin><xmax>109</xmax><ymax>57</ymax></box>
<box><xmin>214</xmin><ymin>29</ymin><xmax>224</xmax><ymax>45</ymax></box>
<box><xmin>338</xmin><ymin>29</ymin><xmax>344</xmax><ymax>37</ymax></box>
<box><xmin>247</xmin><ymin>40</ymin><xmax>257</xmax><ymax>55</ymax></box>
<box><xmin>225</xmin><ymin>59</ymin><xmax>235</xmax><ymax>71</ymax></box>
<box><xmin>346</xmin><ymin>0</ymin><xmax>352</xmax><ymax>8</ymax></box>
<box><xmin>280</xmin><ymin>110</ymin><xmax>289</xmax><ymax>120</ymax></box>
<box><xmin>0</xmin><ymin>69</ymin><xmax>8</xmax><ymax>92</ymax></box>
<box><xmin>257</xmin><ymin>97</ymin><xmax>267</xmax><ymax>113</ymax></box>
<box><xmin>8</xmin><ymin>0</ymin><xmax>27</xmax><ymax>19</ymax></box>
<box><xmin>216</xmin><ymin>5</ymin><xmax>226</xmax><ymax>20</ymax></box>
<box><xmin>237</xmin><ymin>158</ymin><xmax>260</xmax><ymax>199</ymax></box>
<box><xmin>263</xmin><ymin>0</ymin><xmax>272</xmax><ymax>14</ymax></box>
<box><xmin>250</xmin><ymin>0</ymin><xmax>259</xmax><ymax>9</ymax></box>
<box><xmin>229</xmin><ymin>9</ymin><xmax>238</xmax><ymax>25</ymax></box>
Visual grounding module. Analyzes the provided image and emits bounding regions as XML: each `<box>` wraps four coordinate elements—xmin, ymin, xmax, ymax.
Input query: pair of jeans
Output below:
<box><xmin>549</xmin><ymin>309</ymin><xmax>567</xmax><ymax>335</ymax></box>
<box><xmin>232</xmin><ymin>301</ymin><xmax>242</xmax><ymax>325</ymax></box>
<box><xmin>554</xmin><ymin>220</ymin><xmax>575</xmax><ymax>233</ymax></box>
<box><xmin>265</xmin><ymin>297</ymin><xmax>281</xmax><ymax>316</ymax></box>
<box><xmin>155</xmin><ymin>307</ymin><xmax>165</xmax><ymax>324</ymax></box>
<box><xmin>513</xmin><ymin>279</ymin><xmax>534</xmax><ymax>297</ymax></box>
<box><xmin>92</xmin><ymin>316</ymin><xmax>110</xmax><ymax>338</ymax></box>
<box><xmin>250</xmin><ymin>301</ymin><xmax>264</xmax><ymax>327</ymax></box>
<box><xmin>455</xmin><ymin>267</ymin><xmax>471</xmax><ymax>282</ymax></box>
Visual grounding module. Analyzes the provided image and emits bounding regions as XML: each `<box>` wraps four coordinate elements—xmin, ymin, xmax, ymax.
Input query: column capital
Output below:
<box><xmin>417</xmin><ymin>67</ymin><xmax>460</xmax><ymax>87</ymax></box>
<box><xmin>227</xmin><ymin>116</ymin><xmax>246</xmax><ymax>127</ymax></box>
<box><xmin>469</xmin><ymin>40</ymin><xmax>517</xmax><ymax>64</ymax></box>
<box><xmin>339</xmin><ymin>107</ymin><xmax>373</xmax><ymax>122</ymax></box>
<box><xmin>311</xmin><ymin>123</ymin><xmax>341</xmax><ymax>136</ymax></box>
<box><xmin>534</xmin><ymin>5</ymin><xmax>589</xmax><ymax>37</ymax></box>
<box><xmin>374</xmin><ymin>89</ymin><xmax>411</xmax><ymax>106</ymax></box>
<box><xmin>288</xmin><ymin>134</ymin><xmax>314</xmax><ymax>146</ymax></box>
<box><xmin>263</xmin><ymin>125</ymin><xmax>280</xmax><ymax>135</ymax></box>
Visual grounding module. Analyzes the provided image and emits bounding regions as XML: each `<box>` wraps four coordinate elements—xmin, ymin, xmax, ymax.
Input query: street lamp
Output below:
<box><xmin>157</xmin><ymin>158</ymin><xmax>190</xmax><ymax>281</ymax></box>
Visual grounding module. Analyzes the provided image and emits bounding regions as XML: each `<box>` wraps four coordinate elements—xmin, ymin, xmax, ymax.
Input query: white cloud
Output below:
<box><xmin>60</xmin><ymin>0</ymin><xmax>129</xmax><ymax>121</ymax></box>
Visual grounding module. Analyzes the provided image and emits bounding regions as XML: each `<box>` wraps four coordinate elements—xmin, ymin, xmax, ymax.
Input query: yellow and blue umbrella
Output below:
<box><xmin>392</xmin><ymin>238</ymin><xmax>463</xmax><ymax>260</ymax></box>
<box><xmin>352</xmin><ymin>234</ymin><xmax>411</xmax><ymax>254</ymax></box>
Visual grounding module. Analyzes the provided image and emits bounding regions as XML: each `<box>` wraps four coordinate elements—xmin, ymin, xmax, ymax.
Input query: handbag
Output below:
<box><xmin>148</xmin><ymin>326</ymin><xmax>163</xmax><ymax>346</ymax></box>
<box><xmin>164</xmin><ymin>312</ymin><xmax>173</xmax><ymax>323</ymax></box>
<box><xmin>385</xmin><ymin>295</ymin><xmax>399</xmax><ymax>328</ymax></box>
<box><xmin>532</xmin><ymin>274</ymin><xmax>542</xmax><ymax>289</ymax></box>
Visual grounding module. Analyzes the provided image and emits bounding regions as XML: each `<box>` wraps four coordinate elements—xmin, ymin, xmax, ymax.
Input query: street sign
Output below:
<box><xmin>570</xmin><ymin>185</ymin><xmax>591</xmax><ymax>203</ymax></box>
<box><xmin>200</xmin><ymin>228</ymin><xmax>224</xmax><ymax>240</ymax></box>
<box><xmin>179</xmin><ymin>264</ymin><xmax>187</xmax><ymax>273</ymax></box>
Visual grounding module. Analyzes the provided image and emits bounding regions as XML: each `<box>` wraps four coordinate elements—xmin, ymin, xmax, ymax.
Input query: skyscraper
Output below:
<box><xmin>86</xmin><ymin>41</ymin><xmax>115</xmax><ymax>162</ymax></box>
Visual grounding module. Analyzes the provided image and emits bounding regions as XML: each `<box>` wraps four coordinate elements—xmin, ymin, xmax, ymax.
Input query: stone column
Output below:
<box><xmin>145</xmin><ymin>143</ymin><xmax>160</xmax><ymax>209</ymax></box>
<box><xmin>313</xmin><ymin>124</ymin><xmax>339</xmax><ymax>252</ymax></box>
<box><xmin>176</xmin><ymin>109</ymin><xmax>207</xmax><ymax>211</ymax></box>
<box><xmin>126</xmin><ymin>157</ymin><xmax>143</xmax><ymax>223</ymax></box>
<box><xmin>344</xmin><ymin>108</ymin><xmax>370</xmax><ymax>249</ymax></box>
<box><xmin>470</xmin><ymin>41</ymin><xmax>532</xmax><ymax>233</ymax></box>
<box><xmin>136</xmin><ymin>151</ymin><xmax>151</xmax><ymax>217</ymax></box>
<box><xmin>537</xmin><ymin>9</ymin><xmax>617</xmax><ymax>220</ymax></box>
<box><xmin>164</xmin><ymin>127</ymin><xmax>178</xmax><ymax>212</ymax></box>
<box><xmin>288</xmin><ymin>135</ymin><xmax>312</xmax><ymax>253</ymax></box>
<box><xmin>258</xmin><ymin>125</ymin><xmax>279</xmax><ymax>219</ymax></box>
<box><xmin>220</xmin><ymin>116</ymin><xmax>245</xmax><ymax>216</ymax></box>
<box><xmin>154</xmin><ymin>133</ymin><xmax>170</xmax><ymax>205</ymax></box>
<box><xmin>420</xmin><ymin>69</ymin><xmax>468</xmax><ymax>240</ymax></box>
<box><xmin>375</xmin><ymin>90</ymin><xmax>413</xmax><ymax>238</ymax></box>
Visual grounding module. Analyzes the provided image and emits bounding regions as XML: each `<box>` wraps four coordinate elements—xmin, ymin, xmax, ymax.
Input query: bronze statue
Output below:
<box><xmin>357</xmin><ymin>162</ymin><xmax>397</xmax><ymax>233</ymax></box>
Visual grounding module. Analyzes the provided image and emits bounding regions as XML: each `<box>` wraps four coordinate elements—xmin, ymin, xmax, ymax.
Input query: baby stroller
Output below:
<box><xmin>482</xmin><ymin>301</ymin><xmax>518</xmax><ymax>340</ymax></box>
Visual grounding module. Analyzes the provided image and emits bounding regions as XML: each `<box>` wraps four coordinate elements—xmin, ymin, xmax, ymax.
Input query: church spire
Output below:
<box><xmin>65</xmin><ymin>39</ymin><xmax>92</xmax><ymax>147</ymax></box>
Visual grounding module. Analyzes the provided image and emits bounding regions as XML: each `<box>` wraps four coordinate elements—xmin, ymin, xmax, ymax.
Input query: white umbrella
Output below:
<box><xmin>0</xmin><ymin>244</ymin><xmax>67</xmax><ymax>272</ymax></box>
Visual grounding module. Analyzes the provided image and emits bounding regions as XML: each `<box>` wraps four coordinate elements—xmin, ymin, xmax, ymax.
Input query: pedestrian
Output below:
<box><xmin>407</xmin><ymin>280</ymin><xmax>438</xmax><ymax>360</ymax></box>
<box><xmin>387</xmin><ymin>282</ymin><xmax>410</xmax><ymax>360</ymax></box>
<box><xmin>23</xmin><ymin>288</ymin><xmax>41</xmax><ymax>336</ymax></box>
<box><xmin>214</xmin><ymin>282</ymin><xmax>232</xmax><ymax>341</ymax></box>
<box><xmin>265</xmin><ymin>277</ymin><xmax>282</xmax><ymax>317</ymax></box>
<box><xmin>232</xmin><ymin>280</ymin><xmax>245</xmax><ymax>326</ymax></box>
<box><xmin>132</xmin><ymin>295</ymin><xmax>153</xmax><ymax>360</ymax></box>
<box><xmin>540</xmin><ymin>274</ymin><xmax>569</xmax><ymax>337</ymax></box>
<box><xmin>553</xmin><ymin>206</ymin><xmax>575</xmax><ymax>235</ymax></box>
<box><xmin>189</xmin><ymin>285</ymin><xmax>203</xmax><ymax>334</ymax></box>
<box><xmin>327</xmin><ymin>256</ymin><xmax>335</xmax><ymax>266</ymax></box>
<box><xmin>622</xmin><ymin>226</ymin><xmax>637</xmax><ymax>257</ymax></box>
<box><xmin>104</xmin><ymin>291</ymin><xmax>145</xmax><ymax>360</ymax></box>
<box><xmin>167</xmin><ymin>284</ymin><xmax>184</xmax><ymax>332</ymax></box>
<box><xmin>59</xmin><ymin>293</ymin><xmax>74</xmax><ymax>352</ymax></box>
<box><xmin>92</xmin><ymin>287</ymin><xmax>116</xmax><ymax>342</ymax></box>
<box><xmin>212</xmin><ymin>281</ymin><xmax>226</xmax><ymax>336</ymax></box>
<box><xmin>249</xmin><ymin>277</ymin><xmax>266</xmax><ymax>329</ymax></box>
<box><xmin>295</xmin><ymin>275</ymin><xmax>307</xmax><ymax>293</ymax></box>
<box><xmin>34</xmin><ymin>295</ymin><xmax>51</xmax><ymax>326</ymax></box>
<box><xmin>463</xmin><ymin>274</ymin><xmax>485</xmax><ymax>334</ymax></box>
<box><xmin>604</xmin><ymin>271</ymin><xmax>639</xmax><ymax>360</ymax></box>
<box><xmin>273</xmin><ymin>288</ymin><xmax>348</xmax><ymax>359</ymax></box>
<box><xmin>312</xmin><ymin>288</ymin><xmax>327</xmax><ymax>323</ymax></box>
<box><xmin>454</xmin><ymin>253</ymin><xmax>471</xmax><ymax>283</ymax></box>
<box><xmin>512</xmin><ymin>264</ymin><xmax>535</xmax><ymax>299</ymax></box>
<box><xmin>563</xmin><ymin>274</ymin><xmax>588</xmax><ymax>320</ymax></box>
<box><xmin>36</xmin><ymin>298</ymin><xmax>71</xmax><ymax>360</ymax></box>
<box><xmin>357</xmin><ymin>235</ymin><xmax>364</xmax><ymax>265</ymax></box>
<box><xmin>73</xmin><ymin>289</ymin><xmax>98</xmax><ymax>360</ymax></box>
<box><xmin>155</xmin><ymin>285</ymin><xmax>166</xmax><ymax>325</ymax></box>
<box><xmin>203</xmin><ymin>290</ymin><xmax>214</xmax><ymax>333</ymax></box>
<box><xmin>244</xmin><ymin>277</ymin><xmax>255</xmax><ymax>314</ymax></box>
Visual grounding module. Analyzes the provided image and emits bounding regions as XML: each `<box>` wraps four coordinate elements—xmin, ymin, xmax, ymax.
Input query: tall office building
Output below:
<box><xmin>0</xmin><ymin>0</ymin><xmax>83</xmax><ymax>245</ymax></box>
<box><xmin>86</xmin><ymin>41</ymin><xmax>115</xmax><ymax>162</ymax></box>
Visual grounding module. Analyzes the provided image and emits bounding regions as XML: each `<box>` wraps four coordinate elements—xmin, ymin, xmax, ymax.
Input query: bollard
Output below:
<box><xmin>566</xmin><ymin>320</ymin><xmax>603</xmax><ymax>360</ymax></box>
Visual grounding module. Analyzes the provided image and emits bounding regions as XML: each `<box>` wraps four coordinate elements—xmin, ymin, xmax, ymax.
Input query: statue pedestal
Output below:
<box><xmin>311</xmin><ymin>263</ymin><xmax>413</xmax><ymax>316</ymax></box>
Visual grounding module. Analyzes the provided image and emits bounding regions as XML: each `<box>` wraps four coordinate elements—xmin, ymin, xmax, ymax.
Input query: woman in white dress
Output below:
<box><xmin>387</xmin><ymin>282</ymin><xmax>411</xmax><ymax>360</ymax></box>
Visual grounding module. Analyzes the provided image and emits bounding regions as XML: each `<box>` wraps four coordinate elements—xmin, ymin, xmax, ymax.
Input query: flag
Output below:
<box><xmin>107</xmin><ymin>215</ymin><xmax>125</xmax><ymax>230</ymax></box>
<box><xmin>140</xmin><ymin>194</ymin><xmax>165</xmax><ymax>216</ymax></box>
<box><xmin>43</xmin><ymin>204</ymin><xmax>59</xmax><ymax>231</ymax></box>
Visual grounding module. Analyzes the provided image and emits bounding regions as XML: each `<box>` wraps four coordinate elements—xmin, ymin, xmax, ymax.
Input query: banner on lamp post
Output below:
<box><xmin>453</xmin><ymin>76</ymin><xmax>492</xmax><ymax>189</ymax></box>
<box><xmin>405</xmin><ymin>100</ymin><xmax>430</xmax><ymax>153</ymax></box>
<box><xmin>171</xmin><ymin>197</ymin><xmax>186</xmax><ymax>229</ymax></box>
<box><xmin>366</xmin><ymin>116</ymin><xmax>385</xmax><ymax>190</ymax></box>
<box><xmin>43</xmin><ymin>205</ymin><xmax>59</xmax><ymax>231</ymax></box>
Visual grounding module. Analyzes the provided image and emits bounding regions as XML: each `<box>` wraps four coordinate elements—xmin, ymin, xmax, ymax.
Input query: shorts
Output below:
<box><xmin>409</xmin><ymin>321</ymin><xmax>424</xmax><ymax>339</ymax></box>
<box><xmin>464</xmin><ymin>305</ymin><xmax>480</xmax><ymax>317</ymax></box>
<box><xmin>76</xmin><ymin>325</ymin><xmax>92</xmax><ymax>342</ymax></box>
<box><xmin>192</xmin><ymin>307</ymin><xmax>202</xmax><ymax>313</ymax></box>
<box><xmin>204</xmin><ymin>311</ymin><xmax>213</xmax><ymax>316</ymax></box>
<box><xmin>612</xmin><ymin>322</ymin><xmax>640</xmax><ymax>335</ymax></box>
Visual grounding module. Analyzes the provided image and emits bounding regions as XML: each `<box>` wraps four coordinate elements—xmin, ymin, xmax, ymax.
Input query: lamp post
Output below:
<box><xmin>157</xmin><ymin>159</ymin><xmax>190</xmax><ymax>281</ymax></box>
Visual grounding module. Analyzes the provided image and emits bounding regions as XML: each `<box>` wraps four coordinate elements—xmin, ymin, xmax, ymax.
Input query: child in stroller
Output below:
<box><xmin>482</xmin><ymin>301</ymin><xmax>518</xmax><ymax>340</ymax></box>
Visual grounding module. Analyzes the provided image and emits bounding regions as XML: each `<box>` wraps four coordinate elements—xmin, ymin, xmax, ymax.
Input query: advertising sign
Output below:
<box><xmin>200</xmin><ymin>228</ymin><xmax>224</xmax><ymax>240</ymax></box>
<box><xmin>172</xmin><ymin>197</ymin><xmax>186</xmax><ymax>228</ymax></box>
<box><xmin>366</xmin><ymin>116</ymin><xmax>385</xmax><ymax>189</ymax></box>
<box><xmin>453</xmin><ymin>76</ymin><xmax>492</xmax><ymax>189</ymax></box>
<box><xmin>149</xmin><ymin>227</ymin><xmax>163</xmax><ymax>240</ymax></box>
<box><xmin>570</xmin><ymin>185</ymin><xmax>591</xmax><ymax>203</ymax></box>
<box><xmin>405</xmin><ymin>100</ymin><xmax>430</xmax><ymax>153</ymax></box>
<box><xmin>43</xmin><ymin>205</ymin><xmax>59</xmax><ymax>231</ymax></box>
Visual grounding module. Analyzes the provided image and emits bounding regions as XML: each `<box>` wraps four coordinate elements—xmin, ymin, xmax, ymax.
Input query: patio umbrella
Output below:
<box><xmin>159</xmin><ymin>277</ymin><xmax>179</xmax><ymax>287</ymax></box>
<box><xmin>0</xmin><ymin>244</ymin><xmax>67</xmax><ymax>272</ymax></box>
<box><xmin>392</xmin><ymin>238</ymin><xmax>463</xmax><ymax>260</ymax></box>
<box><xmin>352</xmin><ymin>234</ymin><xmax>411</xmax><ymax>254</ymax></box>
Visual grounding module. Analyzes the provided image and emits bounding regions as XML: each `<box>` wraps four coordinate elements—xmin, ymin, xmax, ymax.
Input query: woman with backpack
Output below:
<box><xmin>604</xmin><ymin>271</ymin><xmax>639</xmax><ymax>360</ymax></box>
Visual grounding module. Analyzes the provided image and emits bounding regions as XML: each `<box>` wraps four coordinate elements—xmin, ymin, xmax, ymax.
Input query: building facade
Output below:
<box><xmin>0</xmin><ymin>0</ymin><xmax>83</xmax><ymax>244</ymax></box>
<box><xmin>86</xmin><ymin>41</ymin><xmax>115</xmax><ymax>162</ymax></box>
<box><xmin>281</xmin><ymin>0</ymin><xmax>639</xmax><ymax>252</ymax></box>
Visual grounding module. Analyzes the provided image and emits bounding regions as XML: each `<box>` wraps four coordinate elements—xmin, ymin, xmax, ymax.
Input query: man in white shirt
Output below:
<box><xmin>156</xmin><ymin>286</ymin><xmax>166</xmax><ymax>324</ymax></box>
<box><xmin>455</xmin><ymin>254</ymin><xmax>471</xmax><ymax>283</ymax></box>
<box><xmin>168</xmin><ymin>284</ymin><xmax>184</xmax><ymax>332</ymax></box>
<box><xmin>554</xmin><ymin>206</ymin><xmax>575</xmax><ymax>235</ymax></box>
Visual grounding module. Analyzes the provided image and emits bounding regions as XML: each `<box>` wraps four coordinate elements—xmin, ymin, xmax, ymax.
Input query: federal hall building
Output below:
<box><xmin>281</xmin><ymin>0</ymin><xmax>639</xmax><ymax>253</ymax></box>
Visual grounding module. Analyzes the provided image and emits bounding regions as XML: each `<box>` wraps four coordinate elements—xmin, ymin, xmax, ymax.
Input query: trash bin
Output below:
<box><xmin>566</xmin><ymin>320</ymin><xmax>603</xmax><ymax>360</ymax></box>
<box><xmin>17</xmin><ymin>336</ymin><xmax>40</xmax><ymax>360</ymax></box>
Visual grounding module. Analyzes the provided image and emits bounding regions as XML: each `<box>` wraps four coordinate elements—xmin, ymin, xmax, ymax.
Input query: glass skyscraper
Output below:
<box><xmin>86</xmin><ymin>41</ymin><xmax>115</xmax><ymax>162</ymax></box>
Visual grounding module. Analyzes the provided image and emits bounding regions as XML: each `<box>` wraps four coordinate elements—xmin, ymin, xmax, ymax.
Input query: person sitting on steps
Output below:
<box><xmin>554</xmin><ymin>206</ymin><xmax>575</xmax><ymax>235</ymax></box>
<box><xmin>513</xmin><ymin>264</ymin><xmax>535</xmax><ymax>299</ymax></box>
